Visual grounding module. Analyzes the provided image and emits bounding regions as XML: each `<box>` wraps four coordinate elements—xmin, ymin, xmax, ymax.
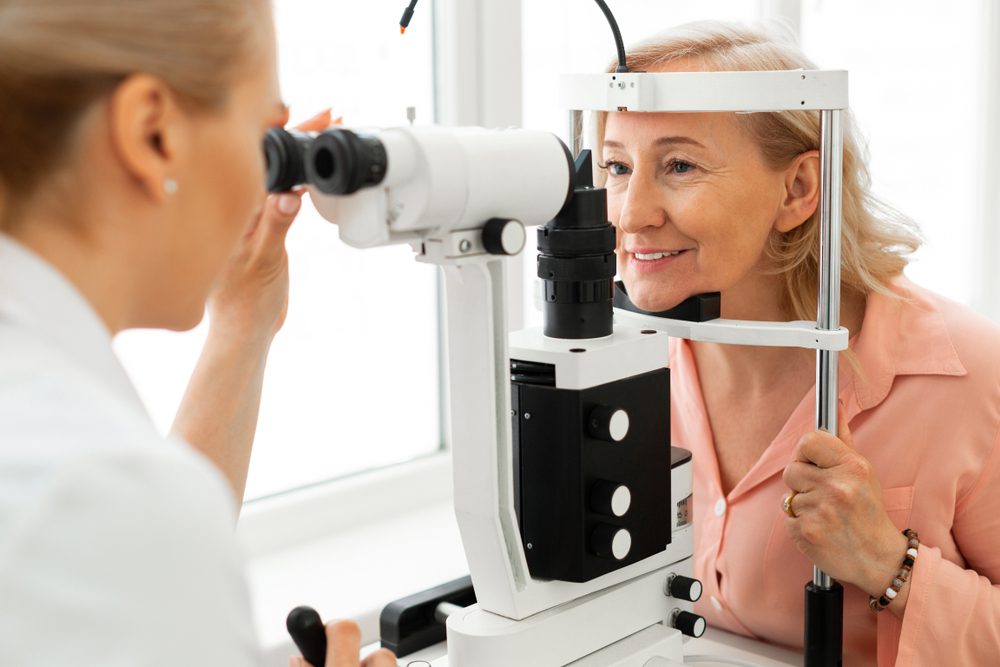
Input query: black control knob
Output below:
<box><xmin>667</xmin><ymin>574</ymin><xmax>703</xmax><ymax>602</ymax></box>
<box><xmin>587</xmin><ymin>406</ymin><xmax>630</xmax><ymax>442</ymax></box>
<box><xmin>482</xmin><ymin>218</ymin><xmax>527</xmax><ymax>256</ymax></box>
<box><xmin>287</xmin><ymin>606</ymin><xmax>327</xmax><ymax>667</ymax></box>
<box><xmin>590</xmin><ymin>480</ymin><xmax>632</xmax><ymax>517</ymax></box>
<box><xmin>672</xmin><ymin>610</ymin><xmax>707</xmax><ymax>639</ymax></box>
<box><xmin>590</xmin><ymin>523</ymin><xmax>632</xmax><ymax>560</ymax></box>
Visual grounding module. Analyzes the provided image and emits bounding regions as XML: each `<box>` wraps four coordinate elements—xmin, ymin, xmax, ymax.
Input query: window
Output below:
<box><xmin>522</xmin><ymin>1</ymin><xmax>761</xmax><ymax>140</ymax></box>
<box><xmin>113</xmin><ymin>1</ymin><xmax>441</xmax><ymax>502</ymax></box>
<box><xmin>798</xmin><ymin>0</ymin><xmax>992</xmax><ymax>313</ymax></box>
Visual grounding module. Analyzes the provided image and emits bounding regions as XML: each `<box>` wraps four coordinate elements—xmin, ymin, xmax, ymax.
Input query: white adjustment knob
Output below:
<box><xmin>590</xmin><ymin>480</ymin><xmax>632</xmax><ymax>517</ymax></box>
<box><xmin>611</xmin><ymin>528</ymin><xmax>632</xmax><ymax>560</ymax></box>
<box><xmin>588</xmin><ymin>406</ymin><xmax>630</xmax><ymax>442</ymax></box>
<box><xmin>591</xmin><ymin>524</ymin><xmax>632</xmax><ymax>561</ymax></box>
<box><xmin>610</xmin><ymin>485</ymin><xmax>631</xmax><ymax>517</ymax></box>
<box><xmin>482</xmin><ymin>218</ymin><xmax>526</xmax><ymax>256</ymax></box>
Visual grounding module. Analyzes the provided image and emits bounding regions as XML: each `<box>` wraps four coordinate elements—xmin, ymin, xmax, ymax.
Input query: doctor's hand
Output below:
<box><xmin>206</xmin><ymin>109</ymin><xmax>336</xmax><ymax>346</ymax></box>
<box><xmin>781</xmin><ymin>412</ymin><xmax>910</xmax><ymax>604</ymax></box>
<box><xmin>290</xmin><ymin>620</ymin><xmax>397</xmax><ymax>667</ymax></box>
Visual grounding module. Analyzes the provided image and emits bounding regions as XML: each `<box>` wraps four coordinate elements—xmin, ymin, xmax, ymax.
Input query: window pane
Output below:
<box><xmin>523</xmin><ymin>1</ymin><xmax>761</xmax><ymax>139</ymax></box>
<box><xmin>800</xmin><ymin>0</ymin><xmax>985</xmax><ymax>306</ymax></box>
<box><xmin>114</xmin><ymin>1</ymin><xmax>440</xmax><ymax>502</ymax></box>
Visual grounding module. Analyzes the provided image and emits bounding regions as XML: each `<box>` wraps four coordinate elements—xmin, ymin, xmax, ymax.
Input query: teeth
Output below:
<box><xmin>634</xmin><ymin>251</ymin><xmax>682</xmax><ymax>260</ymax></box>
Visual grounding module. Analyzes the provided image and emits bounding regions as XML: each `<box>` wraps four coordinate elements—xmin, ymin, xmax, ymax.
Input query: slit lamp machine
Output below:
<box><xmin>267</xmin><ymin>3</ymin><xmax>851</xmax><ymax>665</ymax></box>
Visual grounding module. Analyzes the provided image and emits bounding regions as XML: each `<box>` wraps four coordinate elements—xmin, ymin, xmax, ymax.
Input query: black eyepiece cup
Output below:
<box><xmin>305</xmin><ymin>129</ymin><xmax>389</xmax><ymax>196</ymax></box>
<box><xmin>264</xmin><ymin>128</ymin><xmax>315</xmax><ymax>193</ymax></box>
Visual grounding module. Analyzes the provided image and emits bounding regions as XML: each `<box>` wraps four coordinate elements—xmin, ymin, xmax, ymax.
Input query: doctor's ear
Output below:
<box><xmin>774</xmin><ymin>149</ymin><xmax>821</xmax><ymax>233</ymax></box>
<box><xmin>106</xmin><ymin>73</ymin><xmax>186</xmax><ymax>202</ymax></box>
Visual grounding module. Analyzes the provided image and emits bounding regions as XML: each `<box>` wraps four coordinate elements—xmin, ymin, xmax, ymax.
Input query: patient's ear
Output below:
<box><xmin>774</xmin><ymin>150</ymin><xmax>820</xmax><ymax>233</ymax></box>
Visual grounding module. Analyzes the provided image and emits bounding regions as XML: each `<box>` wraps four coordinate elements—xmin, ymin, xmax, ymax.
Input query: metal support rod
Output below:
<box><xmin>569</xmin><ymin>109</ymin><xmax>584</xmax><ymax>157</ymax></box>
<box><xmin>814</xmin><ymin>109</ymin><xmax>843</xmax><ymax>587</ymax></box>
<box><xmin>805</xmin><ymin>109</ymin><xmax>844</xmax><ymax>667</ymax></box>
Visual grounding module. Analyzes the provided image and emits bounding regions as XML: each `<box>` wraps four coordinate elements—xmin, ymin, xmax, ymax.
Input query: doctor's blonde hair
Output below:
<box><xmin>595</xmin><ymin>22</ymin><xmax>922</xmax><ymax>320</ymax></box>
<box><xmin>0</xmin><ymin>0</ymin><xmax>267</xmax><ymax>227</ymax></box>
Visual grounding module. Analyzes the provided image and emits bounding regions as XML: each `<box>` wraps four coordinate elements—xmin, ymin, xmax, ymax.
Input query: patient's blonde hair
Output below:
<box><xmin>0</xmin><ymin>0</ymin><xmax>268</xmax><ymax>227</ymax></box>
<box><xmin>595</xmin><ymin>21</ymin><xmax>922</xmax><ymax>320</ymax></box>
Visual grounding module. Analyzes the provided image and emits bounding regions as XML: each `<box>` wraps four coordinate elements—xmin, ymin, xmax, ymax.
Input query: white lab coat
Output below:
<box><xmin>0</xmin><ymin>235</ymin><xmax>261</xmax><ymax>665</ymax></box>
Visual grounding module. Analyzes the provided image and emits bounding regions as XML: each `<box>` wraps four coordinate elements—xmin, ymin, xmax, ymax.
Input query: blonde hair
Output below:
<box><xmin>0</xmin><ymin>0</ymin><xmax>268</xmax><ymax>226</ymax></box>
<box><xmin>595</xmin><ymin>21</ymin><xmax>922</xmax><ymax>320</ymax></box>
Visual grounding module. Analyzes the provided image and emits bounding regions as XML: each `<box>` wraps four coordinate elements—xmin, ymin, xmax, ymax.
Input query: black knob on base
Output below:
<box><xmin>287</xmin><ymin>606</ymin><xmax>327</xmax><ymax>667</ymax></box>
<box><xmin>672</xmin><ymin>610</ymin><xmax>707</xmax><ymax>639</ymax></box>
<box><xmin>667</xmin><ymin>574</ymin><xmax>703</xmax><ymax>602</ymax></box>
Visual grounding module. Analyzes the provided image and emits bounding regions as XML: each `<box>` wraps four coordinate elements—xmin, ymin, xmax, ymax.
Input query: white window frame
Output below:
<box><xmin>976</xmin><ymin>0</ymin><xmax>1000</xmax><ymax>322</ymax></box>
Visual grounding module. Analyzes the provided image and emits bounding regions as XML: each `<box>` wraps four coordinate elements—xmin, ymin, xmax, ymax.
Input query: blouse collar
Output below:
<box><xmin>668</xmin><ymin>274</ymin><xmax>967</xmax><ymax>500</ymax></box>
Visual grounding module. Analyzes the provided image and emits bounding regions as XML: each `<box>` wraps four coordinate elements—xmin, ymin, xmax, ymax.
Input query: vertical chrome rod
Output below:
<box><xmin>569</xmin><ymin>109</ymin><xmax>584</xmax><ymax>157</ymax></box>
<box><xmin>814</xmin><ymin>109</ymin><xmax>843</xmax><ymax>590</ymax></box>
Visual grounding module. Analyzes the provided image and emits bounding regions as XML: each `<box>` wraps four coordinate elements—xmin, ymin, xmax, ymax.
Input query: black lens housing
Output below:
<box><xmin>264</xmin><ymin>128</ymin><xmax>315</xmax><ymax>193</ymax></box>
<box><xmin>538</xmin><ymin>151</ymin><xmax>616</xmax><ymax>340</ymax></box>
<box><xmin>305</xmin><ymin>129</ymin><xmax>388</xmax><ymax>195</ymax></box>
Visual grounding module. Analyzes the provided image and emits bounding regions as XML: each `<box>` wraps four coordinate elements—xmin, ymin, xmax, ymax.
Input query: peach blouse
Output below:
<box><xmin>672</xmin><ymin>277</ymin><xmax>1000</xmax><ymax>666</ymax></box>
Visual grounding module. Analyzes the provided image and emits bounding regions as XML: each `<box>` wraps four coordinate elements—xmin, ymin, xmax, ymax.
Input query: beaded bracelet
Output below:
<box><xmin>869</xmin><ymin>529</ymin><xmax>920</xmax><ymax>612</ymax></box>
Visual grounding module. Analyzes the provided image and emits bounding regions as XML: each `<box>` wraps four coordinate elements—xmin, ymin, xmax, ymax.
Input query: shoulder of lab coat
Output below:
<box><xmin>0</xmin><ymin>329</ymin><xmax>261</xmax><ymax>666</ymax></box>
<box><xmin>0</xmin><ymin>232</ymin><xmax>262</xmax><ymax>666</ymax></box>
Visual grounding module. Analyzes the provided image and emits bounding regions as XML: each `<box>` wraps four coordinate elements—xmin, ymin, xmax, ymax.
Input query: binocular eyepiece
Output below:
<box><xmin>264</xmin><ymin>127</ymin><xmax>389</xmax><ymax>195</ymax></box>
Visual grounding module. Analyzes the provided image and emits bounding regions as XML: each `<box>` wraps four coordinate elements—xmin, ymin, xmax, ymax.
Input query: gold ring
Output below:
<box><xmin>782</xmin><ymin>491</ymin><xmax>799</xmax><ymax>518</ymax></box>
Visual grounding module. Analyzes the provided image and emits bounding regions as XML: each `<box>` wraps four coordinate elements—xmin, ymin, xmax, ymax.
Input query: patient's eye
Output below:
<box><xmin>600</xmin><ymin>160</ymin><xmax>631</xmax><ymax>177</ymax></box>
<box><xmin>669</xmin><ymin>160</ymin><xmax>695</xmax><ymax>175</ymax></box>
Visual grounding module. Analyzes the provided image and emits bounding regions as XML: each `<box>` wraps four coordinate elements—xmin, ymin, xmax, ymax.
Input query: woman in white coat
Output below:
<box><xmin>0</xmin><ymin>1</ymin><xmax>392</xmax><ymax>665</ymax></box>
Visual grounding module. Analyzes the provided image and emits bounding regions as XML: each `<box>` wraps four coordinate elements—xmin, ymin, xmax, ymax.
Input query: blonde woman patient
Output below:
<box><xmin>0</xmin><ymin>1</ymin><xmax>392</xmax><ymax>665</ymax></box>
<box><xmin>599</xmin><ymin>22</ymin><xmax>1000</xmax><ymax>667</ymax></box>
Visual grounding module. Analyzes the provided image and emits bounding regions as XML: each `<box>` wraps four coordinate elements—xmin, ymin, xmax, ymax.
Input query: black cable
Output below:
<box><xmin>593</xmin><ymin>0</ymin><xmax>628</xmax><ymax>72</ymax></box>
<box><xmin>400</xmin><ymin>0</ymin><xmax>419</xmax><ymax>33</ymax></box>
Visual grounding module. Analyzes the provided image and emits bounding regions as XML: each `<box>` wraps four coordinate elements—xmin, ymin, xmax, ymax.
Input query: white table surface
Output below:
<box><xmin>386</xmin><ymin>627</ymin><xmax>801</xmax><ymax>666</ymax></box>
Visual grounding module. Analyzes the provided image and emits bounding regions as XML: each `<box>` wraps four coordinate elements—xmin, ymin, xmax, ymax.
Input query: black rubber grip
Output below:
<box><xmin>804</xmin><ymin>581</ymin><xmax>844</xmax><ymax>667</ymax></box>
<box><xmin>287</xmin><ymin>606</ymin><xmax>327</xmax><ymax>667</ymax></box>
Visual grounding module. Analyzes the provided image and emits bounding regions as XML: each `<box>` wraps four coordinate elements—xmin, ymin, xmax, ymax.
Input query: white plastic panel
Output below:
<box><xmin>560</xmin><ymin>69</ymin><xmax>849</xmax><ymax>112</ymax></box>
<box><xmin>509</xmin><ymin>325</ymin><xmax>670</xmax><ymax>391</ymax></box>
<box><xmin>614</xmin><ymin>309</ymin><xmax>849</xmax><ymax>351</ymax></box>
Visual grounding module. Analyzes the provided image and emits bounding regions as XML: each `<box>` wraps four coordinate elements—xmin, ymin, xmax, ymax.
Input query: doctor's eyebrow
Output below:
<box><xmin>603</xmin><ymin>137</ymin><xmax>707</xmax><ymax>150</ymax></box>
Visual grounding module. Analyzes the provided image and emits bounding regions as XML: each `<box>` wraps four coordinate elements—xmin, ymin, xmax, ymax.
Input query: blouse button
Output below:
<box><xmin>714</xmin><ymin>498</ymin><xmax>726</xmax><ymax>517</ymax></box>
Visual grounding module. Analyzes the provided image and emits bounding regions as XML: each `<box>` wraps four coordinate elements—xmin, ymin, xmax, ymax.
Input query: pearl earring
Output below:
<box><xmin>164</xmin><ymin>178</ymin><xmax>178</xmax><ymax>195</ymax></box>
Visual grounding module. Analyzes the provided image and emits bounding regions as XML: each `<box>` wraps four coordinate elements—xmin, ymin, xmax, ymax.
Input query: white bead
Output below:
<box><xmin>885</xmin><ymin>587</ymin><xmax>898</xmax><ymax>600</ymax></box>
<box><xmin>714</xmin><ymin>498</ymin><xmax>726</xmax><ymax>517</ymax></box>
<box><xmin>906</xmin><ymin>548</ymin><xmax>919</xmax><ymax>559</ymax></box>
